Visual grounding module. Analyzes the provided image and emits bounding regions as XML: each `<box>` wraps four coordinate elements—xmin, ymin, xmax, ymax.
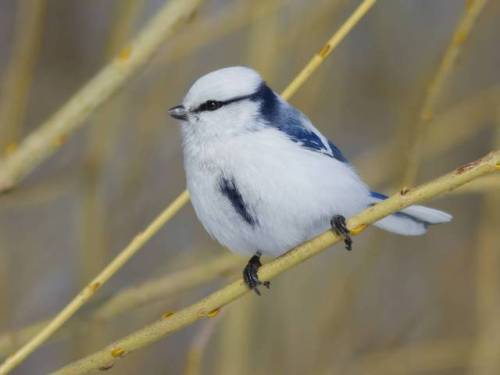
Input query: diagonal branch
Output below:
<box><xmin>280</xmin><ymin>0</ymin><xmax>376</xmax><ymax>99</ymax></box>
<box><xmin>52</xmin><ymin>150</ymin><xmax>500</xmax><ymax>375</ymax></box>
<box><xmin>0</xmin><ymin>0</ymin><xmax>202</xmax><ymax>193</ymax></box>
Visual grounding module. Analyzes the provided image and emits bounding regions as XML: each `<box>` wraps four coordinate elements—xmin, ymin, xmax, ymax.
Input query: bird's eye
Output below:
<box><xmin>199</xmin><ymin>100</ymin><xmax>223</xmax><ymax>112</ymax></box>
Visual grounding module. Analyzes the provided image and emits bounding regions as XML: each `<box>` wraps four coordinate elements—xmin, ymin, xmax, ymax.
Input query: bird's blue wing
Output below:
<box><xmin>275</xmin><ymin>105</ymin><xmax>348</xmax><ymax>163</ymax></box>
<box><xmin>253</xmin><ymin>83</ymin><xmax>349</xmax><ymax>163</ymax></box>
<box><xmin>279</xmin><ymin>122</ymin><xmax>329</xmax><ymax>154</ymax></box>
<box><xmin>278</xmin><ymin>125</ymin><xmax>348</xmax><ymax>163</ymax></box>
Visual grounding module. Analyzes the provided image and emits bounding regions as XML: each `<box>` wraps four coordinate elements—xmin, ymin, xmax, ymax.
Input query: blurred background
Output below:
<box><xmin>0</xmin><ymin>0</ymin><xmax>499</xmax><ymax>374</ymax></box>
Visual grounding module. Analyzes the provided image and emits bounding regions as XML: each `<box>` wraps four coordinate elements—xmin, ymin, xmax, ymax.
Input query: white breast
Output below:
<box><xmin>183</xmin><ymin>127</ymin><xmax>370</xmax><ymax>257</ymax></box>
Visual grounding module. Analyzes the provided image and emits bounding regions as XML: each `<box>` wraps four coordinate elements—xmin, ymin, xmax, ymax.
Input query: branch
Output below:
<box><xmin>280</xmin><ymin>0</ymin><xmax>376</xmax><ymax>99</ymax></box>
<box><xmin>0</xmin><ymin>0</ymin><xmax>202</xmax><ymax>193</ymax></box>
<box><xmin>52</xmin><ymin>151</ymin><xmax>500</xmax><ymax>375</ymax></box>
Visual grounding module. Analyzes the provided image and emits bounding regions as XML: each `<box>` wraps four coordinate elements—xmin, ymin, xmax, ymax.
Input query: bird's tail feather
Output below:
<box><xmin>368</xmin><ymin>191</ymin><xmax>452</xmax><ymax>236</ymax></box>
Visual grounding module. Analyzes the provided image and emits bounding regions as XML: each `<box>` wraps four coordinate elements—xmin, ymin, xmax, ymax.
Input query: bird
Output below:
<box><xmin>168</xmin><ymin>66</ymin><xmax>452</xmax><ymax>295</ymax></box>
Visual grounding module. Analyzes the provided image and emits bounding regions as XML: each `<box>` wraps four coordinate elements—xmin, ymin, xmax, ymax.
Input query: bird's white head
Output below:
<box><xmin>169</xmin><ymin>67</ymin><xmax>274</xmax><ymax>142</ymax></box>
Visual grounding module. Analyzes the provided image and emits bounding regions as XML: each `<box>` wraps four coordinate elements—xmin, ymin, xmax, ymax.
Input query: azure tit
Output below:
<box><xmin>169</xmin><ymin>66</ymin><xmax>452</xmax><ymax>295</ymax></box>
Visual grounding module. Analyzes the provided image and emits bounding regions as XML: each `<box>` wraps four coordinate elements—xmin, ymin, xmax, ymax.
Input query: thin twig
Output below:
<box><xmin>0</xmin><ymin>0</ymin><xmax>202</xmax><ymax>193</ymax></box>
<box><xmin>52</xmin><ymin>151</ymin><xmax>500</xmax><ymax>375</ymax></box>
<box><xmin>280</xmin><ymin>0</ymin><xmax>376</xmax><ymax>100</ymax></box>
<box><xmin>400</xmin><ymin>0</ymin><xmax>488</xmax><ymax>186</ymax></box>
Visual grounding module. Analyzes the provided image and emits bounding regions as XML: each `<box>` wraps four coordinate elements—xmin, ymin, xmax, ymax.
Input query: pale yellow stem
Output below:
<box><xmin>280</xmin><ymin>0</ymin><xmax>377</xmax><ymax>100</ymax></box>
<box><xmin>0</xmin><ymin>0</ymin><xmax>202</xmax><ymax>193</ymax></box>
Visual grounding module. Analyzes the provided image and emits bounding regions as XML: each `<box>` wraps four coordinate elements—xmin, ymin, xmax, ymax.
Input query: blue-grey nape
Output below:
<box><xmin>219</xmin><ymin>176</ymin><xmax>257</xmax><ymax>227</ymax></box>
<box><xmin>251</xmin><ymin>83</ymin><xmax>348</xmax><ymax>163</ymax></box>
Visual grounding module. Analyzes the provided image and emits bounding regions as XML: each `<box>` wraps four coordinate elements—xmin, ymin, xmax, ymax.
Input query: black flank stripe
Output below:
<box><xmin>219</xmin><ymin>177</ymin><xmax>257</xmax><ymax>227</ymax></box>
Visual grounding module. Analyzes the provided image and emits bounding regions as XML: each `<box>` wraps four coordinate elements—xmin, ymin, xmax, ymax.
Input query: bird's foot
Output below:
<box><xmin>243</xmin><ymin>252</ymin><xmax>270</xmax><ymax>296</ymax></box>
<box><xmin>331</xmin><ymin>215</ymin><xmax>352</xmax><ymax>251</ymax></box>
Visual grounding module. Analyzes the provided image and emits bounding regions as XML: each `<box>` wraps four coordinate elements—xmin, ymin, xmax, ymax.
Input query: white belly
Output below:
<box><xmin>184</xmin><ymin>129</ymin><xmax>369</xmax><ymax>257</ymax></box>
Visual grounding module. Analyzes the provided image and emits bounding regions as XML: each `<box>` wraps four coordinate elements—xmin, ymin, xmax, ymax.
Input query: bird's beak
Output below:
<box><xmin>168</xmin><ymin>105</ymin><xmax>188</xmax><ymax>121</ymax></box>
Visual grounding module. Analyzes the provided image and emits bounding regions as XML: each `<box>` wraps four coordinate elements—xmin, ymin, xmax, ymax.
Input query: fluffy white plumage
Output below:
<box><xmin>171</xmin><ymin>66</ymin><xmax>452</xmax><ymax>258</ymax></box>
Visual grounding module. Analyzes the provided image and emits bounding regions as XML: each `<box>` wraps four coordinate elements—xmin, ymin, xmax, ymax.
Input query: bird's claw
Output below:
<box><xmin>243</xmin><ymin>253</ymin><xmax>270</xmax><ymax>296</ymax></box>
<box><xmin>331</xmin><ymin>215</ymin><xmax>352</xmax><ymax>251</ymax></box>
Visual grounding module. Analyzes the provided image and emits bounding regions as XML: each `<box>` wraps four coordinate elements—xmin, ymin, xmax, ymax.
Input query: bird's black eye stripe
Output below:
<box><xmin>193</xmin><ymin>84</ymin><xmax>270</xmax><ymax>114</ymax></box>
<box><xmin>196</xmin><ymin>100</ymin><xmax>223</xmax><ymax>112</ymax></box>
